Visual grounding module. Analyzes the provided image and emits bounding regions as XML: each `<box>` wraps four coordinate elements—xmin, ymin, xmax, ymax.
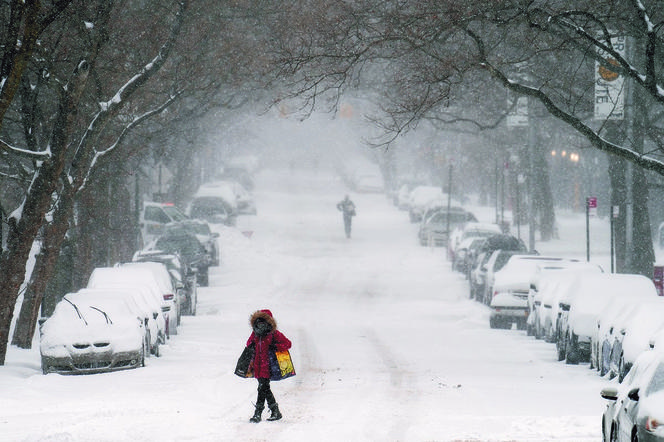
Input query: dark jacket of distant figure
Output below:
<box><xmin>246</xmin><ymin>309</ymin><xmax>292</xmax><ymax>379</ymax></box>
<box><xmin>337</xmin><ymin>197</ymin><xmax>356</xmax><ymax>219</ymax></box>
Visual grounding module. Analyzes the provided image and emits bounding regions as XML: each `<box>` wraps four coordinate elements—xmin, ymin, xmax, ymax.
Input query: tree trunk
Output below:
<box><xmin>627</xmin><ymin>92</ymin><xmax>654</xmax><ymax>277</ymax></box>
<box><xmin>532</xmin><ymin>142</ymin><xmax>555</xmax><ymax>241</ymax></box>
<box><xmin>11</xmin><ymin>190</ymin><xmax>73</xmax><ymax>349</ymax></box>
<box><xmin>609</xmin><ymin>154</ymin><xmax>628</xmax><ymax>272</ymax></box>
<box><xmin>0</xmin><ymin>61</ymin><xmax>89</xmax><ymax>364</ymax></box>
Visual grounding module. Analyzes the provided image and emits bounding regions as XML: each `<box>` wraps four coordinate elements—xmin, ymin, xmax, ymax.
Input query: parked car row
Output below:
<box><xmin>40</xmin><ymin>203</ymin><xmax>227</xmax><ymax>375</ymax></box>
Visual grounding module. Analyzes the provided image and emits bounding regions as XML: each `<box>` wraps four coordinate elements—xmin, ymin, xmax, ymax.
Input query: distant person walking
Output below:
<box><xmin>337</xmin><ymin>195</ymin><xmax>356</xmax><ymax>238</ymax></box>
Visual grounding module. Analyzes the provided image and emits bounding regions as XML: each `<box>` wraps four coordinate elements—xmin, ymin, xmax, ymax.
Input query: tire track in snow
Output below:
<box><xmin>364</xmin><ymin>328</ymin><xmax>416</xmax><ymax>441</ymax></box>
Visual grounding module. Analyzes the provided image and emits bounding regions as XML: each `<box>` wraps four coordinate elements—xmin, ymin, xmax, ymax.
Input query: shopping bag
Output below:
<box><xmin>234</xmin><ymin>345</ymin><xmax>255</xmax><ymax>378</ymax></box>
<box><xmin>269</xmin><ymin>349</ymin><xmax>296</xmax><ymax>381</ymax></box>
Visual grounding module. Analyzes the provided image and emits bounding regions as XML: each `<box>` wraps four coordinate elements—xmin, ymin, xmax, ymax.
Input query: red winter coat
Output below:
<box><xmin>246</xmin><ymin>310</ymin><xmax>292</xmax><ymax>379</ymax></box>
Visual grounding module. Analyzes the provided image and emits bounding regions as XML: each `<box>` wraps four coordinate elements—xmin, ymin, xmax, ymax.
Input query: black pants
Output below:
<box><xmin>343</xmin><ymin>215</ymin><xmax>352</xmax><ymax>238</ymax></box>
<box><xmin>256</xmin><ymin>378</ymin><xmax>276</xmax><ymax>409</ymax></box>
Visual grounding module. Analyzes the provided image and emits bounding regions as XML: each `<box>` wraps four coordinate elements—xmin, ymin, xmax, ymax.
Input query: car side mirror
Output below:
<box><xmin>600</xmin><ymin>386</ymin><xmax>619</xmax><ymax>401</ymax></box>
<box><xmin>628</xmin><ymin>388</ymin><xmax>640</xmax><ymax>402</ymax></box>
<box><xmin>153</xmin><ymin>312</ymin><xmax>159</xmax><ymax>320</ymax></box>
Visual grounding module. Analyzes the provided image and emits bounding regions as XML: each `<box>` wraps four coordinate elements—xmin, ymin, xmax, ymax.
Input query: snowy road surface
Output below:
<box><xmin>1</xmin><ymin>168</ymin><xmax>610</xmax><ymax>441</ymax></box>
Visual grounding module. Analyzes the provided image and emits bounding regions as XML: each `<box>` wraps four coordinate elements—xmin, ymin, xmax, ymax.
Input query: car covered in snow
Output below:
<box><xmin>139</xmin><ymin>201</ymin><xmax>189</xmax><ymax>246</ymax></box>
<box><xmin>132</xmin><ymin>250</ymin><xmax>198</xmax><ymax>316</ymax></box>
<box><xmin>601</xmin><ymin>349</ymin><xmax>664</xmax><ymax>442</ymax></box>
<box><xmin>148</xmin><ymin>227</ymin><xmax>212</xmax><ymax>286</ymax></box>
<box><xmin>116</xmin><ymin>262</ymin><xmax>182</xmax><ymax>335</ymax></box>
<box><xmin>527</xmin><ymin>261</ymin><xmax>603</xmax><ymax>339</ymax></box>
<box><xmin>192</xmin><ymin>180</ymin><xmax>256</xmax><ymax>216</ymax></box>
<box><xmin>452</xmin><ymin>237</ymin><xmax>486</xmax><ymax>275</ymax></box>
<box><xmin>448</xmin><ymin>222</ymin><xmax>502</xmax><ymax>262</ymax></box>
<box><xmin>592</xmin><ymin>288</ymin><xmax>658</xmax><ymax>377</ymax></box>
<box><xmin>608</xmin><ymin>299</ymin><xmax>664</xmax><ymax>382</ymax></box>
<box><xmin>87</xmin><ymin>268</ymin><xmax>168</xmax><ymax>345</ymax></box>
<box><xmin>407</xmin><ymin>186</ymin><xmax>445</xmax><ymax>223</ymax></box>
<box><xmin>488</xmin><ymin>255</ymin><xmax>575</xmax><ymax>330</ymax></box>
<box><xmin>558</xmin><ymin>273</ymin><xmax>657</xmax><ymax>365</ymax></box>
<box><xmin>168</xmin><ymin>219</ymin><xmax>220</xmax><ymax>267</ymax></box>
<box><xmin>40</xmin><ymin>292</ymin><xmax>147</xmax><ymax>375</ymax></box>
<box><xmin>417</xmin><ymin>207</ymin><xmax>476</xmax><ymax>247</ymax></box>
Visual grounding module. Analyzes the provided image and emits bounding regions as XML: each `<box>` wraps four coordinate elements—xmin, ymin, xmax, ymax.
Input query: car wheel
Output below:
<box><xmin>557</xmin><ymin>340</ymin><xmax>566</xmax><ymax>361</ymax></box>
<box><xmin>198</xmin><ymin>268</ymin><xmax>209</xmax><ymax>287</ymax></box>
<box><xmin>618</xmin><ymin>356</ymin><xmax>627</xmax><ymax>383</ymax></box>
<box><xmin>490</xmin><ymin>317</ymin><xmax>500</xmax><ymax>329</ymax></box>
<box><xmin>565</xmin><ymin>335</ymin><xmax>579</xmax><ymax>365</ymax></box>
<box><xmin>609</xmin><ymin>423</ymin><xmax>619</xmax><ymax>442</ymax></box>
<box><xmin>152</xmin><ymin>340</ymin><xmax>161</xmax><ymax>358</ymax></box>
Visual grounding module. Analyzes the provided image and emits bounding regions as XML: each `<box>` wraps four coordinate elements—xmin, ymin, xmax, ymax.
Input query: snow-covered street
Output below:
<box><xmin>1</xmin><ymin>167</ymin><xmax>611</xmax><ymax>441</ymax></box>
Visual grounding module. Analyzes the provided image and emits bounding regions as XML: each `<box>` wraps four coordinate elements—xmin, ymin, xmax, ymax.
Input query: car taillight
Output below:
<box><xmin>646</xmin><ymin>417</ymin><xmax>661</xmax><ymax>432</ymax></box>
<box><xmin>163</xmin><ymin>294</ymin><xmax>174</xmax><ymax>301</ymax></box>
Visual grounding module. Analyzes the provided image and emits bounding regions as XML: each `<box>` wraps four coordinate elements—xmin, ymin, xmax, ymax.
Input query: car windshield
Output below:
<box><xmin>162</xmin><ymin>205</ymin><xmax>188</xmax><ymax>222</ymax></box>
<box><xmin>429</xmin><ymin>212</ymin><xmax>467</xmax><ymax>224</ymax></box>
<box><xmin>494</xmin><ymin>252</ymin><xmax>518</xmax><ymax>271</ymax></box>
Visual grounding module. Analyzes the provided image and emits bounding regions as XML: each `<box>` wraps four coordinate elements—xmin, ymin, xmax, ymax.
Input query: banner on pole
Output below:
<box><xmin>507</xmin><ymin>95</ymin><xmax>528</xmax><ymax>127</ymax></box>
<box><xmin>594</xmin><ymin>35</ymin><xmax>626</xmax><ymax>120</ymax></box>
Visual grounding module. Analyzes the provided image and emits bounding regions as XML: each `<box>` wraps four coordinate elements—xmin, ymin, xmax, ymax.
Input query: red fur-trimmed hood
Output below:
<box><xmin>250</xmin><ymin>309</ymin><xmax>277</xmax><ymax>331</ymax></box>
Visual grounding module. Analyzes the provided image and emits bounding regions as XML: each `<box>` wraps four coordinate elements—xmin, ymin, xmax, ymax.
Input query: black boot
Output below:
<box><xmin>266</xmin><ymin>403</ymin><xmax>282</xmax><ymax>421</ymax></box>
<box><xmin>249</xmin><ymin>406</ymin><xmax>263</xmax><ymax>423</ymax></box>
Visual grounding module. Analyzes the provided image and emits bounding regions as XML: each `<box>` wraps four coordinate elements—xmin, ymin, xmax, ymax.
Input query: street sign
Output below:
<box><xmin>587</xmin><ymin>196</ymin><xmax>597</xmax><ymax>217</ymax></box>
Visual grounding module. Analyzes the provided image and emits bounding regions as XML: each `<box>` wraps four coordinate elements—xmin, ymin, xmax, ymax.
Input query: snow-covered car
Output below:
<box><xmin>132</xmin><ymin>250</ymin><xmax>198</xmax><ymax>316</ymax></box>
<box><xmin>169</xmin><ymin>219</ymin><xmax>220</xmax><ymax>267</ymax></box>
<box><xmin>194</xmin><ymin>180</ymin><xmax>256</xmax><ymax>216</ymax></box>
<box><xmin>537</xmin><ymin>272</ymin><xmax>591</xmax><ymax>343</ymax></box>
<box><xmin>40</xmin><ymin>292</ymin><xmax>146</xmax><ymax>375</ymax></box>
<box><xmin>148</xmin><ymin>227</ymin><xmax>211</xmax><ymax>286</ymax></box>
<box><xmin>527</xmin><ymin>261</ymin><xmax>603</xmax><ymax>338</ymax></box>
<box><xmin>139</xmin><ymin>201</ymin><xmax>189</xmax><ymax>246</ymax></box>
<box><xmin>608</xmin><ymin>299</ymin><xmax>664</xmax><ymax>382</ymax></box>
<box><xmin>558</xmin><ymin>273</ymin><xmax>657</xmax><ymax>365</ymax></box>
<box><xmin>452</xmin><ymin>237</ymin><xmax>486</xmax><ymax>274</ymax></box>
<box><xmin>488</xmin><ymin>255</ymin><xmax>574</xmax><ymax>330</ymax></box>
<box><xmin>449</xmin><ymin>222</ymin><xmax>502</xmax><ymax>263</ymax></box>
<box><xmin>87</xmin><ymin>267</ymin><xmax>168</xmax><ymax>345</ymax></box>
<box><xmin>482</xmin><ymin>249</ymin><xmax>535</xmax><ymax>305</ymax></box>
<box><xmin>600</xmin><ymin>349</ymin><xmax>664</xmax><ymax>442</ymax></box>
<box><xmin>407</xmin><ymin>186</ymin><xmax>445</xmax><ymax>223</ymax></box>
<box><xmin>417</xmin><ymin>207</ymin><xmax>475</xmax><ymax>247</ymax></box>
<box><xmin>593</xmin><ymin>290</ymin><xmax>657</xmax><ymax>377</ymax></box>
<box><xmin>116</xmin><ymin>262</ymin><xmax>182</xmax><ymax>335</ymax></box>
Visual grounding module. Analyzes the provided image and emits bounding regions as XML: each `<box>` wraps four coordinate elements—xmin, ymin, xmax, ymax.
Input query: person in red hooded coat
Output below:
<box><xmin>246</xmin><ymin>309</ymin><xmax>292</xmax><ymax>423</ymax></box>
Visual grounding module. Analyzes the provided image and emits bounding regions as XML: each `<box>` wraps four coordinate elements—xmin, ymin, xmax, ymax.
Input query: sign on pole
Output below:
<box><xmin>594</xmin><ymin>35</ymin><xmax>626</xmax><ymax>120</ymax></box>
<box><xmin>588</xmin><ymin>196</ymin><xmax>598</xmax><ymax>217</ymax></box>
<box><xmin>507</xmin><ymin>95</ymin><xmax>528</xmax><ymax>127</ymax></box>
